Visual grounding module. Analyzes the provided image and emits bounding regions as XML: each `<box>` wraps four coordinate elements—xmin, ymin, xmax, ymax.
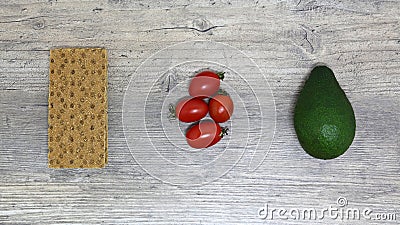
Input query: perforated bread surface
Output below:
<box><xmin>48</xmin><ymin>48</ymin><xmax>108</xmax><ymax>168</ymax></box>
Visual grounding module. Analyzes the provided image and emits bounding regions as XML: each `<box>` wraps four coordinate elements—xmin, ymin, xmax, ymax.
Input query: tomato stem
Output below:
<box><xmin>168</xmin><ymin>103</ymin><xmax>176</xmax><ymax>119</ymax></box>
<box><xmin>220</xmin><ymin>127</ymin><xmax>229</xmax><ymax>138</ymax></box>
<box><xmin>217</xmin><ymin>88</ymin><xmax>229</xmax><ymax>96</ymax></box>
<box><xmin>216</xmin><ymin>72</ymin><xmax>225</xmax><ymax>80</ymax></box>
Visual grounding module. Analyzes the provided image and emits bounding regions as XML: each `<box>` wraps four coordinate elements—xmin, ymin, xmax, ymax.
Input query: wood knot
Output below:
<box><xmin>192</xmin><ymin>18</ymin><xmax>213</xmax><ymax>33</ymax></box>
<box><xmin>160</xmin><ymin>70</ymin><xmax>177</xmax><ymax>93</ymax></box>
<box><xmin>32</xmin><ymin>18</ymin><xmax>45</xmax><ymax>30</ymax></box>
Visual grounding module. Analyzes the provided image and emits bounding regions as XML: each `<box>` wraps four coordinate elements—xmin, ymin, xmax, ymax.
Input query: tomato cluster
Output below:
<box><xmin>173</xmin><ymin>70</ymin><xmax>234</xmax><ymax>149</ymax></box>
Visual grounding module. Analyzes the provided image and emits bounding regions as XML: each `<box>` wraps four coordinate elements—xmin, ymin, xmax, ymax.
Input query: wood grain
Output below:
<box><xmin>0</xmin><ymin>0</ymin><xmax>399</xmax><ymax>224</ymax></box>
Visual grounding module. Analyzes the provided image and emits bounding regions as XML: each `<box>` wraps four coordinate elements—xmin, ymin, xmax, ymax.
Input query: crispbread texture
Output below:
<box><xmin>48</xmin><ymin>48</ymin><xmax>108</xmax><ymax>168</ymax></box>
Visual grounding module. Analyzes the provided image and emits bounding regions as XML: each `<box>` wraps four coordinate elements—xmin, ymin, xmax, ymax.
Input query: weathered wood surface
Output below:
<box><xmin>0</xmin><ymin>0</ymin><xmax>399</xmax><ymax>224</ymax></box>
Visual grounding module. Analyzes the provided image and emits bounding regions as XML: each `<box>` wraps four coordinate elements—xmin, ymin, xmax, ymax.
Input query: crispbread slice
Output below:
<box><xmin>48</xmin><ymin>48</ymin><xmax>108</xmax><ymax>168</ymax></box>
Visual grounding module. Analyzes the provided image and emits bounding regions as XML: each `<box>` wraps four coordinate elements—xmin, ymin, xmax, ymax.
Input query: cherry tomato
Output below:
<box><xmin>209</xmin><ymin>94</ymin><xmax>234</xmax><ymax>123</ymax></box>
<box><xmin>189</xmin><ymin>71</ymin><xmax>225</xmax><ymax>98</ymax></box>
<box><xmin>174</xmin><ymin>97</ymin><xmax>208</xmax><ymax>123</ymax></box>
<box><xmin>186</xmin><ymin>120</ymin><xmax>228</xmax><ymax>148</ymax></box>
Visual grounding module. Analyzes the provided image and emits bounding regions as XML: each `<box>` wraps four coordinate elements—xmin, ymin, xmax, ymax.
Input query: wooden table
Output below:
<box><xmin>1</xmin><ymin>0</ymin><xmax>399</xmax><ymax>224</ymax></box>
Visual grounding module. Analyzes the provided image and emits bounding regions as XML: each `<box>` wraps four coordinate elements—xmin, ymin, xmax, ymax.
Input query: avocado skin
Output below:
<box><xmin>294</xmin><ymin>66</ymin><xmax>356</xmax><ymax>159</ymax></box>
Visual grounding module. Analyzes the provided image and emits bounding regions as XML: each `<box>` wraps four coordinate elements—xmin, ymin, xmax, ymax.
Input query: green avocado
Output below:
<box><xmin>294</xmin><ymin>65</ymin><xmax>356</xmax><ymax>159</ymax></box>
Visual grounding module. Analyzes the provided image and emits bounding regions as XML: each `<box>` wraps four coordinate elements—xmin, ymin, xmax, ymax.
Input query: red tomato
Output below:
<box><xmin>209</xmin><ymin>94</ymin><xmax>234</xmax><ymax>123</ymax></box>
<box><xmin>189</xmin><ymin>71</ymin><xmax>224</xmax><ymax>98</ymax></box>
<box><xmin>186</xmin><ymin>120</ymin><xmax>228</xmax><ymax>148</ymax></box>
<box><xmin>174</xmin><ymin>97</ymin><xmax>208</xmax><ymax>123</ymax></box>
